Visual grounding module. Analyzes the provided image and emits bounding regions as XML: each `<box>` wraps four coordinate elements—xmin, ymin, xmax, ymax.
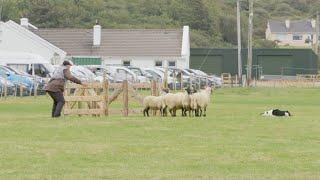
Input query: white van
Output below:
<box><xmin>0</xmin><ymin>51</ymin><xmax>54</xmax><ymax>78</ymax></box>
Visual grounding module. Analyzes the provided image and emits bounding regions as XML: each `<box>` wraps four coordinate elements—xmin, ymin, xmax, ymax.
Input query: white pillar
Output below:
<box><xmin>181</xmin><ymin>26</ymin><xmax>190</xmax><ymax>68</ymax></box>
<box><xmin>93</xmin><ymin>24</ymin><xmax>101</xmax><ymax>46</ymax></box>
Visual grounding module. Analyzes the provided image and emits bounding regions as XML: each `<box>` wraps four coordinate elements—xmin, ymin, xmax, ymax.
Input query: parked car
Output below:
<box><xmin>106</xmin><ymin>66</ymin><xmax>138</xmax><ymax>83</ymax></box>
<box><xmin>91</xmin><ymin>68</ymin><xmax>114</xmax><ymax>82</ymax></box>
<box><xmin>90</xmin><ymin>66</ymin><xmax>140</xmax><ymax>83</ymax></box>
<box><xmin>168</xmin><ymin>67</ymin><xmax>192</xmax><ymax>82</ymax></box>
<box><xmin>70</xmin><ymin>66</ymin><xmax>97</xmax><ymax>82</ymax></box>
<box><xmin>126</xmin><ymin>66</ymin><xmax>150</xmax><ymax>83</ymax></box>
<box><xmin>0</xmin><ymin>65</ymin><xmax>35</xmax><ymax>91</ymax></box>
<box><xmin>86</xmin><ymin>65</ymin><xmax>135</xmax><ymax>83</ymax></box>
<box><xmin>185</xmin><ymin>68</ymin><xmax>222</xmax><ymax>87</ymax></box>
<box><xmin>0</xmin><ymin>76</ymin><xmax>16</xmax><ymax>96</ymax></box>
<box><xmin>0</xmin><ymin>51</ymin><xmax>54</xmax><ymax>78</ymax></box>
<box><xmin>142</xmin><ymin>68</ymin><xmax>162</xmax><ymax>82</ymax></box>
<box><xmin>151</xmin><ymin>67</ymin><xmax>175</xmax><ymax>84</ymax></box>
<box><xmin>152</xmin><ymin>67</ymin><xmax>189</xmax><ymax>89</ymax></box>
<box><xmin>5</xmin><ymin>66</ymin><xmax>46</xmax><ymax>88</ymax></box>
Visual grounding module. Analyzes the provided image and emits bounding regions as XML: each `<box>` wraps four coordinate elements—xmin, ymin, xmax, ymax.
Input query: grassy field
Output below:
<box><xmin>0</xmin><ymin>88</ymin><xmax>319</xmax><ymax>179</ymax></box>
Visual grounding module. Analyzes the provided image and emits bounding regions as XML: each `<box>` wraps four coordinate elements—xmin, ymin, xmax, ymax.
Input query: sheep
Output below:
<box><xmin>162</xmin><ymin>87</ymin><xmax>195</xmax><ymax>117</ymax></box>
<box><xmin>142</xmin><ymin>89</ymin><xmax>169</xmax><ymax>117</ymax></box>
<box><xmin>181</xmin><ymin>87</ymin><xmax>196</xmax><ymax>117</ymax></box>
<box><xmin>162</xmin><ymin>92</ymin><xmax>184</xmax><ymax>117</ymax></box>
<box><xmin>191</xmin><ymin>86</ymin><xmax>212</xmax><ymax>117</ymax></box>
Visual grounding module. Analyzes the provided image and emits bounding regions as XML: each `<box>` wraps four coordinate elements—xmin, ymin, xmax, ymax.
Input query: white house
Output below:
<box><xmin>31</xmin><ymin>22</ymin><xmax>190</xmax><ymax>68</ymax></box>
<box><xmin>0</xmin><ymin>19</ymin><xmax>66</xmax><ymax>64</ymax></box>
<box><xmin>266</xmin><ymin>19</ymin><xmax>320</xmax><ymax>47</ymax></box>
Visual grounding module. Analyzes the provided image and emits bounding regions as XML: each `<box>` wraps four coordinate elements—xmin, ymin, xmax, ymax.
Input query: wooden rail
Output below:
<box><xmin>63</xmin><ymin>81</ymin><xmax>158</xmax><ymax>117</ymax></box>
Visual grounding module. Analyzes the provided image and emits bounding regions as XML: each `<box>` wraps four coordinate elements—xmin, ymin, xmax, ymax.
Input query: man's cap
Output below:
<box><xmin>62</xmin><ymin>60</ymin><xmax>73</xmax><ymax>66</ymax></box>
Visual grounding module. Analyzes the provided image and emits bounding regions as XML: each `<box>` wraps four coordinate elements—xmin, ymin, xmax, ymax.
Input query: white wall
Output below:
<box><xmin>0</xmin><ymin>21</ymin><xmax>66</xmax><ymax>64</ymax></box>
<box><xmin>181</xmin><ymin>26</ymin><xmax>190</xmax><ymax>69</ymax></box>
<box><xmin>102</xmin><ymin>26</ymin><xmax>190</xmax><ymax>69</ymax></box>
<box><xmin>102</xmin><ymin>56</ymin><xmax>188</xmax><ymax>69</ymax></box>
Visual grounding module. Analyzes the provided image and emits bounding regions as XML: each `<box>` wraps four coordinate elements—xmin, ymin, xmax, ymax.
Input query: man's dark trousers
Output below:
<box><xmin>47</xmin><ymin>91</ymin><xmax>65</xmax><ymax>117</ymax></box>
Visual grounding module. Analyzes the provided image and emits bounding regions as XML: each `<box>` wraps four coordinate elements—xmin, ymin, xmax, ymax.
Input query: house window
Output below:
<box><xmin>293</xmin><ymin>34</ymin><xmax>303</xmax><ymax>40</ymax></box>
<box><xmin>310</xmin><ymin>34</ymin><xmax>314</xmax><ymax>40</ymax></box>
<box><xmin>276</xmin><ymin>34</ymin><xmax>287</xmax><ymax>41</ymax></box>
<box><xmin>122</xmin><ymin>60</ymin><xmax>131</xmax><ymax>66</ymax></box>
<box><xmin>168</xmin><ymin>61</ymin><xmax>176</xmax><ymax>67</ymax></box>
<box><xmin>155</xmin><ymin>60</ymin><xmax>163</xmax><ymax>67</ymax></box>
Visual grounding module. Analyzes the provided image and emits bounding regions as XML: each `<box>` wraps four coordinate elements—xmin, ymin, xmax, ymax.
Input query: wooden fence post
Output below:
<box><xmin>103</xmin><ymin>78</ymin><xmax>109</xmax><ymax>116</ymax></box>
<box><xmin>206</xmin><ymin>76</ymin><xmax>209</xmax><ymax>87</ymax></box>
<box><xmin>180</xmin><ymin>70</ymin><xmax>183</xmax><ymax>90</ymax></box>
<box><xmin>235</xmin><ymin>75</ymin><xmax>238</xmax><ymax>87</ymax></box>
<box><xmin>151</xmin><ymin>80</ymin><xmax>157</xmax><ymax>96</ymax></box>
<box><xmin>20</xmin><ymin>85</ymin><xmax>23</xmax><ymax>97</ymax></box>
<box><xmin>64</xmin><ymin>82</ymin><xmax>69</xmax><ymax>116</ymax></box>
<box><xmin>123</xmin><ymin>80</ymin><xmax>129</xmax><ymax>117</ymax></box>
<box><xmin>32</xmin><ymin>64</ymin><xmax>37</xmax><ymax>98</ymax></box>
<box><xmin>33</xmin><ymin>77</ymin><xmax>37</xmax><ymax>98</ymax></box>
<box><xmin>4</xmin><ymin>75</ymin><xmax>7</xmax><ymax>99</ymax></box>
<box><xmin>189</xmin><ymin>74</ymin><xmax>193</xmax><ymax>90</ymax></box>
<box><xmin>151</xmin><ymin>80</ymin><xmax>157</xmax><ymax>116</ymax></box>
<box><xmin>173</xmin><ymin>70</ymin><xmax>176</xmax><ymax>91</ymax></box>
<box><xmin>14</xmin><ymin>85</ymin><xmax>17</xmax><ymax>97</ymax></box>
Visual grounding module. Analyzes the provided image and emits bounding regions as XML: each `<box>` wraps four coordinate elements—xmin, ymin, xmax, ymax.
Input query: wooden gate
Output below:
<box><xmin>63</xmin><ymin>80</ymin><xmax>159</xmax><ymax>117</ymax></box>
<box><xmin>64</xmin><ymin>81</ymin><xmax>109</xmax><ymax>116</ymax></box>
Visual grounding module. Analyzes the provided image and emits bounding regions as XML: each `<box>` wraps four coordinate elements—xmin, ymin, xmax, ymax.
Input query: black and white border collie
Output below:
<box><xmin>261</xmin><ymin>109</ymin><xmax>291</xmax><ymax>117</ymax></box>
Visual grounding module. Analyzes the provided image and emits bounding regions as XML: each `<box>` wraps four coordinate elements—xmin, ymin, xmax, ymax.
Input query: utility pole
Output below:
<box><xmin>315</xmin><ymin>11</ymin><xmax>319</xmax><ymax>55</ymax></box>
<box><xmin>0</xmin><ymin>0</ymin><xmax>4</xmax><ymax>21</ymax></box>
<box><xmin>247</xmin><ymin>0</ymin><xmax>253</xmax><ymax>87</ymax></box>
<box><xmin>237</xmin><ymin>0</ymin><xmax>242</xmax><ymax>83</ymax></box>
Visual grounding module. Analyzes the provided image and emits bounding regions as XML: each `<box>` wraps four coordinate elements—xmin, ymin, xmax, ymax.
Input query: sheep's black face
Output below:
<box><xmin>185</xmin><ymin>87</ymin><xmax>192</xmax><ymax>95</ymax></box>
<box><xmin>162</xmin><ymin>88</ymin><xmax>169</xmax><ymax>94</ymax></box>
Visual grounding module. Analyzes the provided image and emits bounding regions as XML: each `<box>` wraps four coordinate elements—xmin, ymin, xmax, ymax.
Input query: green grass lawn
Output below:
<box><xmin>0</xmin><ymin>88</ymin><xmax>319</xmax><ymax>179</ymax></box>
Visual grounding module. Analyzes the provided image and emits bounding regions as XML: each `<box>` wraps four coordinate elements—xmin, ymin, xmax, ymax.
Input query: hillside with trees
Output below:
<box><xmin>1</xmin><ymin>0</ymin><xmax>320</xmax><ymax>48</ymax></box>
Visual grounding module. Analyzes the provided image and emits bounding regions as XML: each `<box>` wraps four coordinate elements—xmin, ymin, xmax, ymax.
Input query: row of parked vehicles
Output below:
<box><xmin>80</xmin><ymin>65</ymin><xmax>222</xmax><ymax>89</ymax></box>
<box><xmin>0</xmin><ymin>65</ymin><xmax>46</xmax><ymax>96</ymax></box>
<box><xmin>0</xmin><ymin>62</ymin><xmax>222</xmax><ymax>96</ymax></box>
<box><xmin>0</xmin><ymin>51</ymin><xmax>220</xmax><ymax>96</ymax></box>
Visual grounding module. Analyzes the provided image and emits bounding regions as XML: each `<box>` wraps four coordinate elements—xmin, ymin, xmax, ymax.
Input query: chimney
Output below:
<box><xmin>311</xmin><ymin>19</ymin><xmax>316</xmax><ymax>29</ymax></box>
<box><xmin>93</xmin><ymin>20</ymin><xmax>101</xmax><ymax>46</ymax></box>
<box><xmin>20</xmin><ymin>18</ymin><xmax>29</xmax><ymax>28</ymax></box>
<box><xmin>285</xmin><ymin>19</ymin><xmax>290</xmax><ymax>29</ymax></box>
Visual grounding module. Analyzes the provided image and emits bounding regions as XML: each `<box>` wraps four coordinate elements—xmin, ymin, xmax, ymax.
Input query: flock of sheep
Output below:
<box><xmin>143</xmin><ymin>86</ymin><xmax>212</xmax><ymax>117</ymax></box>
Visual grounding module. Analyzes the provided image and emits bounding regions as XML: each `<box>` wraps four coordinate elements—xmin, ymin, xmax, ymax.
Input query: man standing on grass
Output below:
<box><xmin>45</xmin><ymin>61</ymin><xmax>87</xmax><ymax>118</ymax></box>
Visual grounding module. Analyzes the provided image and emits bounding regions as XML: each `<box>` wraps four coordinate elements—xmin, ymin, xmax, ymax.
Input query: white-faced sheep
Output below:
<box><xmin>143</xmin><ymin>89</ymin><xmax>169</xmax><ymax>117</ymax></box>
<box><xmin>191</xmin><ymin>86</ymin><xmax>212</xmax><ymax>117</ymax></box>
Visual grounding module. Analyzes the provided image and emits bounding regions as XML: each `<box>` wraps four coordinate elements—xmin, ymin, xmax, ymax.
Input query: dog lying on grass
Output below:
<box><xmin>261</xmin><ymin>109</ymin><xmax>291</xmax><ymax>117</ymax></box>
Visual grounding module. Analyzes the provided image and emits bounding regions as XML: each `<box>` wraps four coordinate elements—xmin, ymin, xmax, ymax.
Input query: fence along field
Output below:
<box><xmin>221</xmin><ymin>73</ymin><xmax>320</xmax><ymax>88</ymax></box>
